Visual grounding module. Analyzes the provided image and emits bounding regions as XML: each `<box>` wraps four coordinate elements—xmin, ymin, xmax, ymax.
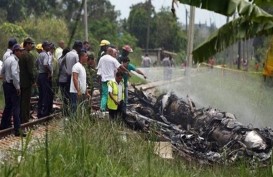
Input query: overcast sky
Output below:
<box><xmin>109</xmin><ymin>0</ymin><xmax>227</xmax><ymax>28</ymax></box>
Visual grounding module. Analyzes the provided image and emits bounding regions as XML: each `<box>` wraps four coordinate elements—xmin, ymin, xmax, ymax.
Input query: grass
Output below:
<box><xmin>0</xmin><ymin>116</ymin><xmax>272</xmax><ymax>177</ymax></box>
<box><xmin>0</xmin><ymin>68</ymin><xmax>272</xmax><ymax>176</ymax></box>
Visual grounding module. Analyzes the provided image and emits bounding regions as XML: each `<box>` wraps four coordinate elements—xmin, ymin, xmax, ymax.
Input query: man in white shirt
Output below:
<box><xmin>70</xmin><ymin>50</ymin><xmax>89</xmax><ymax>113</ymax></box>
<box><xmin>96</xmin><ymin>47</ymin><xmax>128</xmax><ymax>112</ymax></box>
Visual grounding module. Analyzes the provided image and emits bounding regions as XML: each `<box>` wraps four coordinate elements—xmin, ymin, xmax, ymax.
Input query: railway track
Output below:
<box><xmin>0</xmin><ymin>112</ymin><xmax>61</xmax><ymax>139</ymax></box>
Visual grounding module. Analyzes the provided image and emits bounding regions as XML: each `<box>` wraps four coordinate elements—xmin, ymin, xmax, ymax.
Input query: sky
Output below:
<box><xmin>109</xmin><ymin>0</ymin><xmax>227</xmax><ymax>28</ymax></box>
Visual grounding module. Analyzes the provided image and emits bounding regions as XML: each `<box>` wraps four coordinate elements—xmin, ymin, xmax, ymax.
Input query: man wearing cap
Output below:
<box><xmin>97</xmin><ymin>39</ymin><xmax>110</xmax><ymax>64</ymax></box>
<box><xmin>36</xmin><ymin>41</ymin><xmax>53</xmax><ymax>118</ymax></box>
<box><xmin>0</xmin><ymin>44</ymin><xmax>25</xmax><ymax>136</ymax></box>
<box><xmin>36</xmin><ymin>44</ymin><xmax>43</xmax><ymax>54</ymax></box>
<box><xmin>3</xmin><ymin>38</ymin><xmax>17</xmax><ymax>62</ymax></box>
<box><xmin>118</xmin><ymin>45</ymin><xmax>133</xmax><ymax>63</ymax></box>
<box><xmin>19</xmin><ymin>38</ymin><xmax>36</xmax><ymax>123</ymax></box>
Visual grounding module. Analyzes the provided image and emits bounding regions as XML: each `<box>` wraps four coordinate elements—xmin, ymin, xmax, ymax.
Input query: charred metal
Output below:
<box><xmin>123</xmin><ymin>86</ymin><xmax>273</xmax><ymax>165</ymax></box>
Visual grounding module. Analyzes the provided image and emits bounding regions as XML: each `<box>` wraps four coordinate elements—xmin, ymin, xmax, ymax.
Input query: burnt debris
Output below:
<box><xmin>124</xmin><ymin>87</ymin><xmax>273</xmax><ymax>165</ymax></box>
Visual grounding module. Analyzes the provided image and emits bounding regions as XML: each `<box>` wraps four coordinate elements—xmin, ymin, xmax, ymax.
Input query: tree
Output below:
<box><xmin>128</xmin><ymin>3</ymin><xmax>186</xmax><ymax>51</ymax></box>
<box><xmin>19</xmin><ymin>16</ymin><xmax>69</xmax><ymax>45</ymax></box>
<box><xmin>153</xmin><ymin>8</ymin><xmax>187</xmax><ymax>52</ymax></box>
<box><xmin>0</xmin><ymin>23</ymin><xmax>28</xmax><ymax>54</ymax></box>
<box><xmin>127</xmin><ymin>2</ymin><xmax>155</xmax><ymax>48</ymax></box>
<box><xmin>0</xmin><ymin>0</ymin><xmax>58</xmax><ymax>23</ymax></box>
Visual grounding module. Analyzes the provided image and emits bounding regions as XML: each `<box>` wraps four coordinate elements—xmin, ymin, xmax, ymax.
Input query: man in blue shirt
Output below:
<box><xmin>1</xmin><ymin>44</ymin><xmax>25</xmax><ymax>136</ymax></box>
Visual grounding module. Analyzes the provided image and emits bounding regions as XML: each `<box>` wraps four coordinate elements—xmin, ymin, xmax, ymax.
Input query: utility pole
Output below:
<box><xmin>185</xmin><ymin>9</ymin><xmax>188</xmax><ymax>32</ymax></box>
<box><xmin>145</xmin><ymin>0</ymin><xmax>152</xmax><ymax>53</ymax></box>
<box><xmin>187</xmin><ymin>6</ymin><xmax>195</xmax><ymax>67</ymax></box>
<box><xmin>238</xmin><ymin>41</ymin><xmax>241</xmax><ymax>69</ymax></box>
<box><xmin>225</xmin><ymin>17</ymin><xmax>229</xmax><ymax>65</ymax></box>
<box><xmin>84</xmin><ymin>0</ymin><xmax>88</xmax><ymax>41</ymax></box>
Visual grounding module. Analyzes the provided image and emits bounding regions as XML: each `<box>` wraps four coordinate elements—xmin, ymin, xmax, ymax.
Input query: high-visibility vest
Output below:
<box><xmin>107</xmin><ymin>80</ymin><xmax>124</xmax><ymax>110</ymax></box>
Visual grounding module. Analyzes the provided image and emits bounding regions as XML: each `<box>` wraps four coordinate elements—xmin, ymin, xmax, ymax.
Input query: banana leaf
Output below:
<box><xmin>176</xmin><ymin>0</ymin><xmax>273</xmax><ymax>62</ymax></box>
<box><xmin>192</xmin><ymin>17</ymin><xmax>273</xmax><ymax>62</ymax></box>
<box><xmin>177</xmin><ymin>0</ymin><xmax>272</xmax><ymax>17</ymax></box>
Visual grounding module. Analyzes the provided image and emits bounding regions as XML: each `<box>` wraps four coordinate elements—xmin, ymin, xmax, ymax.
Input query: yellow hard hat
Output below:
<box><xmin>36</xmin><ymin>43</ymin><xmax>43</xmax><ymax>50</ymax></box>
<box><xmin>99</xmin><ymin>39</ymin><xmax>110</xmax><ymax>46</ymax></box>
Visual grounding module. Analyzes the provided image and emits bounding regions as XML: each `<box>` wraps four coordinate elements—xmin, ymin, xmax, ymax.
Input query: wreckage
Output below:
<box><xmin>123</xmin><ymin>86</ymin><xmax>273</xmax><ymax>165</ymax></box>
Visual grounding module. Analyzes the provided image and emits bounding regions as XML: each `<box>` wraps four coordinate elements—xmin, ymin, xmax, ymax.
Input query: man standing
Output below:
<box><xmin>54</xmin><ymin>40</ymin><xmax>65</xmax><ymax>60</ymax></box>
<box><xmin>65</xmin><ymin>40</ymin><xmax>83</xmax><ymax>95</ymax></box>
<box><xmin>107</xmin><ymin>72</ymin><xmax>124</xmax><ymax>120</ymax></box>
<box><xmin>96</xmin><ymin>48</ymin><xmax>129</xmax><ymax>112</ymax></box>
<box><xmin>70</xmin><ymin>50</ymin><xmax>89</xmax><ymax>113</ymax></box>
<box><xmin>84</xmin><ymin>52</ymin><xmax>96</xmax><ymax>97</ymax></box>
<box><xmin>0</xmin><ymin>44</ymin><xmax>25</xmax><ymax>136</ymax></box>
<box><xmin>58</xmin><ymin>47</ymin><xmax>71</xmax><ymax>116</ymax></box>
<box><xmin>97</xmin><ymin>39</ymin><xmax>110</xmax><ymax>63</ymax></box>
<box><xmin>162</xmin><ymin>54</ymin><xmax>172</xmax><ymax>80</ymax></box>
<box><xmin>122</xmin><ymin>57</ymin><xmax>146</xmax><ymax>102</ymax></box>
<box><xmin>141</xmin><ymin>54</ymin><xmax>152</xmax><ymax>68</ymax></box>
<box><xmin>3</xmin><ymin>38</ymin><xmax>17</xmax><ymax>61</ymax></box>
<box><xmin>37</xmin><ymin>41</ymin><xmax>53</xmax><ymax>118</ymax></box>
<box><xmin>118</xmin><ymin>45</ymin><xmax>133</xmax><ymax>63</ymax></box>
<box><xmin>19</xmin><ymin>38</ymin><xmax>35</xmax><ymax>123</ymax></box>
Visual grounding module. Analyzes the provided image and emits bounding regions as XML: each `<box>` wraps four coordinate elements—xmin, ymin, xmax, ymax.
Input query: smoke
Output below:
<box><xmin>142</xmin><ymin>67</ymin><xmax>273</xmax><ymax>128</ymax></box>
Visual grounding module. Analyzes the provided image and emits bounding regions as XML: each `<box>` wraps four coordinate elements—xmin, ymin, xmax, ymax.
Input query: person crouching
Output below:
<box><xmin>107</xmin><ymin>72</ymin><xmax>124</xmax><ymax>120</ymax></box>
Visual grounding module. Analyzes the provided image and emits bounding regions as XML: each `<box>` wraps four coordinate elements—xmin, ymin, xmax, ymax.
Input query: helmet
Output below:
<box><xmin>36</xmin><ymin>43</ymin><xmax>43</xmax><ymax>50</ymax></box>
<box><xmin>100</xmin><ymin>39</ymin><xmax>110</xmax><ymax>46</ymax></box>
<box><xmin>122</xmin><ymin>45</ymin><xmax>133</xmax><ymax>52</ymax></box>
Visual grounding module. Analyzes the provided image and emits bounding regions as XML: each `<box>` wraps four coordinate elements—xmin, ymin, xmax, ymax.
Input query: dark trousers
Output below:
<box><xmin>20</xmin><ymin>86</ymin><xmax>32</xmax><ymax>123</ymax></box>
<box><xmin>59</xmin><ymin>82</ymin><xmax>70</xmax><ymax>116</ymax></box>
<box><xmin>0</xmin><ymin>82</ymin><xmax>21</xmax><ymax>132</ymax></box>
<box><xmin>70</xmin><ymin>93</ymin><xmax>87</xmax><ymax>117</ymax></box>
<box><xmin>37</xmin><ymin>73</ymin><xmax>53</xmax><ymax>118</ymax></box>
<box><xmin>109</xmin><ymin>101</ymin><xmax>124</xmax><ymax>120</ymax></box>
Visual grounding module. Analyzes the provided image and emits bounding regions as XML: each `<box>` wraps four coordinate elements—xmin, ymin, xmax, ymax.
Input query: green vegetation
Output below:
<box><xmin>0</xmin><ymin>88</ymin><xmax>3</xmax><ymax>109</ymax></box>
<box><xmin>0</xmin><ymin>117</ymin><xmax>271</xmax><ymax>177</ymax></box>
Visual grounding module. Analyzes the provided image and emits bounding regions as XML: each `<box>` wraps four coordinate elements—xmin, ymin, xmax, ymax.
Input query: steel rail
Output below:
<box><xmin>0</xmin><ymin>112</ymin><xmax>61</xmax><ymax>139</ymax></box>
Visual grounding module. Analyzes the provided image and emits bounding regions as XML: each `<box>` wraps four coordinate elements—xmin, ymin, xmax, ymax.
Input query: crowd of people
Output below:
<box><xmin>0</xmin><ymin>37</ymin><xmax>147</xmax><ymax>136</ymax></box>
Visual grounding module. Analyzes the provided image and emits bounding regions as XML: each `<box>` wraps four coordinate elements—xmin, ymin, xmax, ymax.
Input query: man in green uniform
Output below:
<box><xmin>19</xmin><ymin>38</ymin><xmax>35</xmax><ymax>123</ymax></box>
<box><xmin>85</xmin><ymin>52</ymin><xmax>96</xmax><ymax>96</ymax></box>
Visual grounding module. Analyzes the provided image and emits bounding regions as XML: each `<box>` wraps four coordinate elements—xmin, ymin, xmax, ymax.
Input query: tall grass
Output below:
<box><xmin>0</xmin><ymin>114</ymin><xmax>271</xmax><ymax>177</ymax></box>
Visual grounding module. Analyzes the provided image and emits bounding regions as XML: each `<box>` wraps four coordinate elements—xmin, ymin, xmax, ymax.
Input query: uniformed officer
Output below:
<box><xmin>0</xmin><ymin>44</ymin><xmax>25</xmax><ymax>136</ymax></box>
<box><xmin>85</xmin><ymin>52</ymin><xmax>96</xmax><ymax>96</ymax></box>
<box><xmin>36</xmin><ymin>41</ymin><xmax>53</xmax><ymax>118</ymax></box>
<box><xmin>19</xmin><ymin>38</ymin><xmax>35</xmax><ymax>123</ymax></box>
